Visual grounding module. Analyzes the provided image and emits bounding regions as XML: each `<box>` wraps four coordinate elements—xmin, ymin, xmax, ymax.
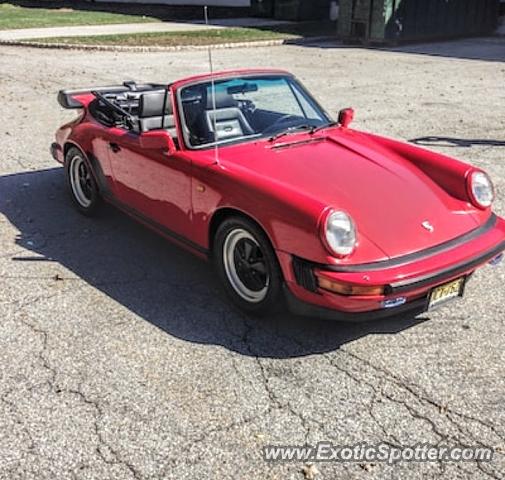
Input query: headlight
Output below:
<box><xmin>469</xmin><ymin>171</ymin><xmax>494</xmax><ymax>208</ymax></box>
<box><xmin>322</xmin><ymin>210</ymin><xmax>356</xmax><ymax>257</ymax></box>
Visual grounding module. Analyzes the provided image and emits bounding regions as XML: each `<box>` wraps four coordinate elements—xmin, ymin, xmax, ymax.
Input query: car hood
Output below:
<box><xmin>218</xmin><ymin>130</ymin><xmax>479</xmax><ymax>260</ymax></box>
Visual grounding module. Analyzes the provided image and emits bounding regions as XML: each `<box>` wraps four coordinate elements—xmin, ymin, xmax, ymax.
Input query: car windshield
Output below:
<box><xmin>179</xmin><ymin>74</ymin><xmax>330</xmax><ymax>148</ymax></box>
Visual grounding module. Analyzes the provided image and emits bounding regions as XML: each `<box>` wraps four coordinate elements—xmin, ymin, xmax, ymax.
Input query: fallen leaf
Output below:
<box><xmin>301</xmin><ymin>463</ymin><xmax>319</xmax><ymax>480</ymax></box>
<box><xmin>360</xmin><ymin>463</ymin><xmax>376</xmax><ymax>472</ymax></box>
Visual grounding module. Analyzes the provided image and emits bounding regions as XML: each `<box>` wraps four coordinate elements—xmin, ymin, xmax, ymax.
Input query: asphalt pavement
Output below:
<box><xmin>0</xmin><ymin>37</ymin><xmax>504</xmax><ymax>479</ymax></box>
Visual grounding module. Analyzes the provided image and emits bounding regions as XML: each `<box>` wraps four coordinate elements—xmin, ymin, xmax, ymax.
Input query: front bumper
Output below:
<box><xmin>284</xmin><ymin>285</ymin><xmax>431</xmax><ymax>322</ymax></box>
<box><xmin>282</xmin><ymin>214</ymin><xmax>505</xmax><ymax>321</ymax></box>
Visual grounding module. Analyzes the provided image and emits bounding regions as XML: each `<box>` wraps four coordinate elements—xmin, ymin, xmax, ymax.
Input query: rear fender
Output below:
<box><xmin>62</xmin><ymin>123</ymin><xmax>111</xmax><ymax>196</ymax></box>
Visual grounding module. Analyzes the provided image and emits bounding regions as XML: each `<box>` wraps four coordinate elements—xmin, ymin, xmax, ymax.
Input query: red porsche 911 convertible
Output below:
<box><xmin>52</xmin><ymin>69</ymin><xmax>505</xmax><ymax>321</ymax></box>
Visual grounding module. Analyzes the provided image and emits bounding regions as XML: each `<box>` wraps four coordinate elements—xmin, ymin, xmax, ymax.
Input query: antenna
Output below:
<box><xmin>204</xmin><ymin>6</ymin><xmax>220</xmax><ymax>165</ymax></box>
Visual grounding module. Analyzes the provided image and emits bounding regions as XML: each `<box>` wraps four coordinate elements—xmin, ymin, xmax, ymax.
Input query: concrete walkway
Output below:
<box><xmin>0</xmin><ymin>17</ymin><xmax>289</xmax><ymax>41</ymax></box>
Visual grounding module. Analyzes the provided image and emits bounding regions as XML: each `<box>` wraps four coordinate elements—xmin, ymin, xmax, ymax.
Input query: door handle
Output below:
<box><xmin>109</xmin><ymin>142</ymin><xmax>121</xmax><ymax>153</ymax></box>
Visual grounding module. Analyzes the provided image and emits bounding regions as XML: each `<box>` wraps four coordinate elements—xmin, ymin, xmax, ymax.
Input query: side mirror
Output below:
<box><xmin>139</xmin><ymin>130</ymin><xmax>176</xmax><ymax>154</ymax></box>
<box><xmin>338</xmin><ymin>108</ymin><xmax>354</xmax><ymax>128</ymax></box>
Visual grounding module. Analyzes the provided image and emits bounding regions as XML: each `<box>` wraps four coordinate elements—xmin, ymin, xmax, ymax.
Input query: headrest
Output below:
<box><xmin>139</xmin><ymin>91</ymin><xmax>172</xmax><ymax>118</ymax></box>
<box><xmin>206</xmin><ymin>90</ymin><xmax>237</xmax><ymax>110</ymax></box>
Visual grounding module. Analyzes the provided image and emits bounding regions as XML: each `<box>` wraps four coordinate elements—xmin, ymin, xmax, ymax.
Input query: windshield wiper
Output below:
<box><xmin>268</xmin><ymin>124</ymin><xmax>315</xmax><ymax>142</ymax></box>
<box><xmin>309</xmin><ymin>121</ymin><xmax>340</xmax><ymax>134</ymax></box>
<box><xmin>268</xmin><ymin>120</ymin><xmax>340</xmax><ymax>142</ymax></box>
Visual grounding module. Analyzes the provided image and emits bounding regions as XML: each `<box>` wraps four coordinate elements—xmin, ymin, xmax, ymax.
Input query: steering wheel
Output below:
<box><xmin>262</xmin><ymin>114</ymin><xmax>301</xmax><ymax>135</ymax></box>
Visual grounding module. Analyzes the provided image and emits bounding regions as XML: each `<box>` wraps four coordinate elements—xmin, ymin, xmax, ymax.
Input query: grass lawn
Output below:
<box><xmin>0</xmin><ymin>3</ymin><xmax>158</xmax><ymax>30</ymax></box>
<box><xmin>25</xmin><ymin>22</ymin><xmax>336</xmax><ymax>47</ymax></box>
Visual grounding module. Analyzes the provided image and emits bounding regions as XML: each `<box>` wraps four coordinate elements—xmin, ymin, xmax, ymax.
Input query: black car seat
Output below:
<box><xmin>181</xmin><ymin>85</ymin><xmax>210</xmax><ymax>145</ymax></box>
<box><xmin>138</xmin><ymin>91</ymin><xmax>177</xmax><ymax>137</ymax></box>
<box><xmin>205</xmin><ymin>91</ymin><xmax>254</xmax><ymax>141</ymax></box>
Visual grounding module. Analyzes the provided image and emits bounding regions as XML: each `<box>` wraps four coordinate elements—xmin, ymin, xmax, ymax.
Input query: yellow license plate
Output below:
<box><xmin>428</xmin><ymin>277</ymin><xmax>465</xmax><ymax>309</ymax></box>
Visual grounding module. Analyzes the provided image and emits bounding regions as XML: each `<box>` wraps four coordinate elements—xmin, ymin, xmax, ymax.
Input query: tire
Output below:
<box><xmin>213</xmin><ymin>216</ymin><xmax>283</xmax><ymax>316</ymax></box>
<box><xmin>65</xmin><ymin>147</ymin><xmax>101</xmax><ymax>216</ymax></box>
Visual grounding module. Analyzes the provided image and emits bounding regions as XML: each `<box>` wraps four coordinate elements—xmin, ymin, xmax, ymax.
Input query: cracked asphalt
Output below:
<box><xmin>0</xmin><ymin>37</ymin><xmax>504</xmax><ymax>480</ymax></box>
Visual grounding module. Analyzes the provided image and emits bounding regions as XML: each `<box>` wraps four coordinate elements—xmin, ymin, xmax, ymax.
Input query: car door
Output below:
<box><xmin>107</xmin><ymin>127</ymin><xmax>193</xmax><ymax>241</ymax></box>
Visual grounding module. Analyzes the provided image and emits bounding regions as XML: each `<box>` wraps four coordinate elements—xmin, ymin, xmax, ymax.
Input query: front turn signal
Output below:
<box><xmin>317</xmin><ymin>276</ymin><xmax>384</xmax><ymax>296</ymax></box>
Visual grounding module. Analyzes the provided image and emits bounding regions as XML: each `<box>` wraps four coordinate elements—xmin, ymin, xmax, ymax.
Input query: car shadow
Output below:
<box><xmin>0</xmin><ymin>167</ymin><xmax>429</xmax><ymax>359</ymax></box>
<box><xmin>409</xmin><ymin>136</ymin><xmax>505</xmax><ymax>148</ymax></box>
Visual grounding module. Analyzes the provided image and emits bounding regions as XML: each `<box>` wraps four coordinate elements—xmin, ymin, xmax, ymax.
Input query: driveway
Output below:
<box><xmin>0</xmin><ymin>38</ymin><xmax>504</xmax><ymax>479</ymax></box>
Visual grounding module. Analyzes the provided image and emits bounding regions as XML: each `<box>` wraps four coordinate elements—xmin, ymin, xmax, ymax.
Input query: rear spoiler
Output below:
<box><xmin>58</xmin><ymin>86</ymin><xmax>128</xmax><ymax>109</ymax></box>
<box><xmin>57</xmin><ymin>81</ymin><xmax>166</xmax><ymax>109</ymax></box>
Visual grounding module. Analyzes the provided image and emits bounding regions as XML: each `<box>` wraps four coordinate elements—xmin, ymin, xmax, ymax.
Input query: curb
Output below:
<box><xmin>0</xmin><ymin>36</ymin><xmax>335</xmax><ymax>52</ymax></box>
